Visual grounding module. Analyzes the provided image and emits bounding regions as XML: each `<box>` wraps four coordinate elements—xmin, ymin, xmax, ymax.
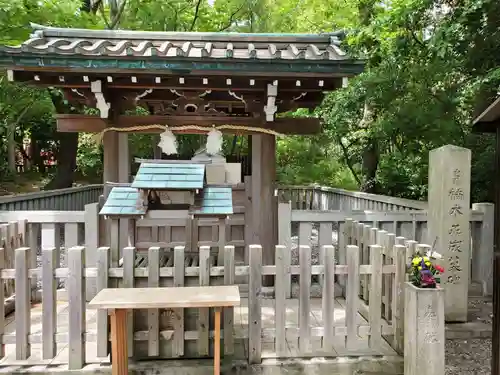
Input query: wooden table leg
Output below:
<box><xmin>214</xmin><ymin>307</ymin><xmax>221</xmax><ymax>375</ymax></box>
<box><xmin>110</xmin><ymin>309</ymin><xmax>128</xmax><ymax>375</ymax></box>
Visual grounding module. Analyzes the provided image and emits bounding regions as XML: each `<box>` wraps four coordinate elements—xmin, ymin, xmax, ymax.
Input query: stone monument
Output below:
<box><xmin>427</xmin><ymin>145</ymin><xmax>471</xmax><ymax>322</ymax></box>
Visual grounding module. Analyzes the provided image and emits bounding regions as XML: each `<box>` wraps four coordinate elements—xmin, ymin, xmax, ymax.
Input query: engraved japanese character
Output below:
<box><xmin>448</xmin><ymin>256</ymin><xmax>462</xmax><ymax>272</ymax></box>
<box><xmin>448</xmin><ymin>188</ymin><xmax>464</xmax><ymax>200</ymax></box>
<box><xmin>448</xmin><ymin>239</ymin><xmax>463</xmax><ymax>252</ymax></box>
<box><xmin>424</xmin><ymin>305</ymin><xmax>437</xmax><ymax>319</ymax></box>
<box><xmin>423</xmin><ymin>332</ymin><xmax>439</xmax><ymax>344</ymax></box>
<box><xmin>447</xmin><ymin>274</ymin><xmax>461</xmax><ymax>284</ymax></box>
<box><xmin>448</xmin><ymin>224</ymin><xmax>462</xmax><ymax>236</ymax></box>
<box><xmin>449</xmin><ymin>204</ymin><xmax>463</xmax><ymax>216</ymax></box>
<box><xmin>452</xmin><ymin>169</ymin><xmax>461</xmax><ymax>185</ymax></box>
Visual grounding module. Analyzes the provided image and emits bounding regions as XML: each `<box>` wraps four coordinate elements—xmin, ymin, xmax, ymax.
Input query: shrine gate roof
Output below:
<box><xmin>0</xmin><ymin>24</ymin><xmax>365</xmax><ymax>136</ymax></box>
<box><xmin>0</xmin><ymin>24</ymin><xmax>362</xmax><ymax>75</ymax></box>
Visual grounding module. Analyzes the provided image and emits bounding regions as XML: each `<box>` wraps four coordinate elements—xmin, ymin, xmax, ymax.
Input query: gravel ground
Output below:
<box><xmin>445</xmin><ymin>298</ymin><xmax>492</xmax><ymax>374</ymax></box>
<box><xmin>446</xmin><ymin>339</ymin><xmax>491</xmax><ymax>375</ymax></box>
<box><xmin>290</xmin><ymin>226</ymin><xmax>339</xmax><ymax>298</ymax></box>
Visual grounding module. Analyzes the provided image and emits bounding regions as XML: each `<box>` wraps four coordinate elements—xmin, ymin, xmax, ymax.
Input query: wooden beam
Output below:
<box><xmin>56</xmin><ymin>114</ymin><xmax>321</xmax><ymax>135</ymax></box>
<box><xmin>14</xmin><ymin>70</ymin><xmax>343</xmax><ymax>92</ymax></box>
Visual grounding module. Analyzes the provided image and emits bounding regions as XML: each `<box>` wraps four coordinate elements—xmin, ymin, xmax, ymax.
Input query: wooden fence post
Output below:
<box><xmin>67</xmin><ymin>246</ymin><xmax>86</xmax><ymax>370</ymax></box>
<box><xmin>337</xmin><ymin>221</ymin><xmax>347</xmax><ymax>296</ymax></box>
<box><xmin>15</xmin><ymin>247</ymin><xmax>31</xmax><ymax>360</ymax></box>
<box><xmin>278</xmin><ymin>202</ymin><xmax>292</xmax><ymax>298</ymax></box>
<box><xmin>148</xmin><ymin>246</ymin><xmax>161</xmax><ymax>357</ymax></box>
<box><xmin>28</xmin><ymin>223</ymin><xmax>39</xmax><ymax>301</ymax></box>
<box><xmin>223</xmin><ymin>245</ymin><xmax>235</xmax><ymax>356</ymax></box>
<box><xmin>368</xmin><ymin>244</ymin><xmax>383</xmax><ymax>348</ymax></box>
<box><xmin>198</xmin><ymin>245</ymin><xmax>210</xmax><ymax>356</ymax></box>
<box><xmin>345</xmin><ymin>245</ymin><xmax>359</xmax><ymax>349</ymax></box>
<box><xmin>42</xmin><ymin>247</ymin><xmax>57</xmax><ymax>359</ymax></box>
<box><xmin>274</xmin><ymin>245</ymin><xmax>287</xmax><ymax>357</ymax></box>
<box><xmin>248</xmin><ymin>244</ymin><xmax>262</xmax><ymax>364</ymax></box>
<box><xmin>472</xmin><ymin>203</ymin><xmax>494</xmax><ymax>296</ymax></box>
<box><xmin>85</xmin><ymin>203</ymin><xmax>99</xmax><ymax>300</ymax></box>
<box><xmin>96</xmin><ymin>246</ymin><xmax>110</xmax><ymax>358</ymax></box>
<box><xmin>173</xmin><ymin>245</ymin><xmax>185</xmax><ymax>357</ymax></box>
<box><xmin>299</xmin><ymin>245</ymin><xmax>311</xmax><ymax>355</ymax></box>
<box><xmin>393</xmin><ymin>244</ymin><xmax>407</xmax><ymax>354</ymax></box>
<box><xmin>322</xmin><ymin>245</ymin><xmax>335</xmax><ymax>351</ymax></box>
<box><xmin>123</xmin><ymin>246</ymin><xmax>135</xmax><ymax>358</ymax></box>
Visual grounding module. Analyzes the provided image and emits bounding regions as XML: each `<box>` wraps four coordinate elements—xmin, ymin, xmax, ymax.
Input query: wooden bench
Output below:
<box><xmin>89</xmin><ymin>285</ymin><xmax>241</xmax><ymax>375</ymax></box>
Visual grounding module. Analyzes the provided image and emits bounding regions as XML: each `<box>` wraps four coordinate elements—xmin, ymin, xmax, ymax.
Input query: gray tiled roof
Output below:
<box><xmin>99</xmin><ymin>187</ymin><xmax>146</xmax><ymax>217</ymax></box>
<box><xmin>131</xmin><ymin>163</ymin><xmax>205</xmax><ymax>190</ymax></box>
<box><xmin>193</xmin><ymin>186</ymin><xmax>233</xmax><ymax>216</ymax></box>
<box><xmin>1</xmin><ymin>24</ymin><xmax>348</xmax><ymax>61</ymax></box>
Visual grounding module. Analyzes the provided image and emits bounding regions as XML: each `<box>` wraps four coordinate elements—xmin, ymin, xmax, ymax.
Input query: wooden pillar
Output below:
<box><xmin>152</xmin><ymin>135</ymin><xmax>162</xmax><ymax>159</ymax></box>
<box><xmin>103</xmin><ymin>131</ymin><xmax>119</xmax><ymax>187</ymax></box>
<box><xmin>102</xmin><ymin>130</ymin><xmax>118</xmax><ymax>247</ymax></box>
<box><xmin>118</xmin><ymin>134</ymin><xmax>131</xmax><ymax>254</ymax></box>
<box><xmin>251</xmin><ymin>134</ymin><xmax>276</xmax><ymax>285</ymax></box>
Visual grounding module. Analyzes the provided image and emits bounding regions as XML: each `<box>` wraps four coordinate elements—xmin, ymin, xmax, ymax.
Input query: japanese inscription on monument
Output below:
<box><xmin>427</xmin><ymin>145</ymin><xmax>470</xmax><ymax>322</ymax></box>
<box><xmin>446</xmin><ymin>168</ymin><xmax>465</xmax><ymax>284</ymax></box>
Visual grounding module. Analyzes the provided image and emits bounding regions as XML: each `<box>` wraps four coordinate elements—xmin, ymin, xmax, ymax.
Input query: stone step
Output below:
<box><xmin>468</xmin><ymin>281</ymin><xmax>484</xmax><ymax>297</ymax></box>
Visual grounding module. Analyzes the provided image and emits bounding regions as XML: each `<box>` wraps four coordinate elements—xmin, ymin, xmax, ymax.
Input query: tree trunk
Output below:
<box><xmin>7</xmin><ymin>123</ymin><xmax>16</xmax><ymax>173</ymax></box>
<box><xmin>44</xmin><ymin>133</ymin><xmax>79</xmax><ymax>190</ymax></box>
<box><xmin>361</xmin><ymin>138</ymin><xmax>379</xmax><ymax>193</ymax></box>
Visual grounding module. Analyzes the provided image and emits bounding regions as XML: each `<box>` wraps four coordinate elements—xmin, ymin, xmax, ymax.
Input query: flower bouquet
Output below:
<box><xmin>409</xmin><ymin>249</ymin><xmax>445</xmax><ymax>288</ymax></box>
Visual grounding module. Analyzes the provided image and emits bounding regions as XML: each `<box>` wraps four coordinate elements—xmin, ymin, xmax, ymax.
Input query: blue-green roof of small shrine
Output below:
<box><xmin>193</xmin><ymin>187</ymin><xmax>233</xmax><ymax>215</ymax></box>
<box><xmin>99</xmin><ymin>187</ymin><xmax>146</xmax><ymax>216</ymax></box>
<box><xmin>0</xmin><ymin>24</ymin><xmax>364</xmax><ymax>75</ymax></box>
<box><xmin>99</xmin><ymin>161</ymin><xmax>233</xmax><ymax>217</ymax></box>
<box><xmin>131</xmin><ymin>163</ymin><xmax>205</xmax><ymax>190</ymax></box>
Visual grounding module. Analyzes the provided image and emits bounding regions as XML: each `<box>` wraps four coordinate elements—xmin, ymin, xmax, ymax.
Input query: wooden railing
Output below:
<box><xmin>0</xmin><ymin>221</ymin><xmax>27</xmax><ymax>303</ymax></box>
<box><xmin>279</xmin><ymin>203</ymin><xmax>494</xmax><ymax>297</ymax></box>
<box><xmin>0</xmin><ymin>184</ymin><xmax>102</xmax><ymax>211</ymax></box>
<box><xmin>0</xmin><ymin>183</ymin><xmax>425</xmax><ymax>213</ymax></box>
<box><xmin>277</xmin><ymin>185</ymin><xmax>427</xmax><ymax>211</ymax></box>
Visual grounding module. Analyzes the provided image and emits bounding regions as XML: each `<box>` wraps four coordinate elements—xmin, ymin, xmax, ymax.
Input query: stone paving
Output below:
<box><xmin>0</xmin><ymin>294</ymin><xmax>492</xmax><ymax>374</ymax></box>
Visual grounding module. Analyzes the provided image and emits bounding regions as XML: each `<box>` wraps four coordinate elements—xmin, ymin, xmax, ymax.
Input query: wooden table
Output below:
<box><xmin>89</xmin><ymin>285</ymin><xmax>241</xmax><ymax>375</ymax></box>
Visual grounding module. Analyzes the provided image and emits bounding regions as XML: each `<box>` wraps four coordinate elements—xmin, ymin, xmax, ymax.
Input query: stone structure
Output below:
<box><xmin>404</xmin><ymin>282</ymin><xmax>445</xmax><ymax>375</ymax></box>
<box><xmin>427</xmin><ymin>145</ymin><xmax>471</xmax><ymax>322</ymax></box>
<box><xmin>472</xmin><ymin>202</ymin><xmax>494</xmax><ymax>296</ymax></box>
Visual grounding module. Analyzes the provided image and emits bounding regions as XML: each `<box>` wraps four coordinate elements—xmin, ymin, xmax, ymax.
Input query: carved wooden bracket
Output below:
<box><xmin>91</xmin><ymin>80</ymin><xmax>111</xmax><ymax>118</ymax></box>
<box><xmin>154</xmin><ymin>94</ymin><xmax>227</xmax><ymax>116</ymax></box>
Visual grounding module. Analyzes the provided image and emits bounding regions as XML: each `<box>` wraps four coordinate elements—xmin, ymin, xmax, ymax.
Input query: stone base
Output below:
<box><xmin>404</xmin><ymin>282</ymin><xmax>445</xmax><ymax>375</ymax></box>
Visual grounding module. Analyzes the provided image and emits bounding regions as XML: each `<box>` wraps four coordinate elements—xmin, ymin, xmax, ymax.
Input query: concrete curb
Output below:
<box><xmin>446</xmin><ymin>321</ymin><xmax>492</xmax><ymax>339</ymax></box>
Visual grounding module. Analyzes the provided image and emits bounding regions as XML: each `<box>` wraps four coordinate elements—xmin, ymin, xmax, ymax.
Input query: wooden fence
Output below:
<box><xmin>0</xmin><ymin>245</ymin><xmax>404</xmax><ymax>369</ymax></box>
<box><xmin>0</xmin><ymin>236</ymin><xmax>447</xmax><ymax>368</ymax></box>
<box><xmin>0</xmin><ymin>204</ymin><xmax>98</xmax><ymax>254</ymax></box>
<box><xmin>0</xmin><ymin>221</ymin><xmax>27</xmax><ymax>304</ymax></box>
<box><xmin>277</xmin><ymin>185</ymin><xmax>427</xmax><ymax>211</ymax></box>
<box><xmin>0</xmin><ymin>185</ymin><xmax>102</xmax><ymax>211</ymax></box>
<box><xmin>280</xmin><ymin>202</ymin><xmax>494</xmax><ymax>297</ymax></box>
<box><xmin>0</xmin><ymin>183</ymin><xmax>426</xmax><ymax>213</ymax></box>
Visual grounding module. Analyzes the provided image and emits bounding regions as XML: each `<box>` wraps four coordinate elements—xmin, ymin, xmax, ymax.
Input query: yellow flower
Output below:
<box><xmin>412</xmin><ymin>257</ymin><xmax>421</xmax><ymax>266</ymax></box>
